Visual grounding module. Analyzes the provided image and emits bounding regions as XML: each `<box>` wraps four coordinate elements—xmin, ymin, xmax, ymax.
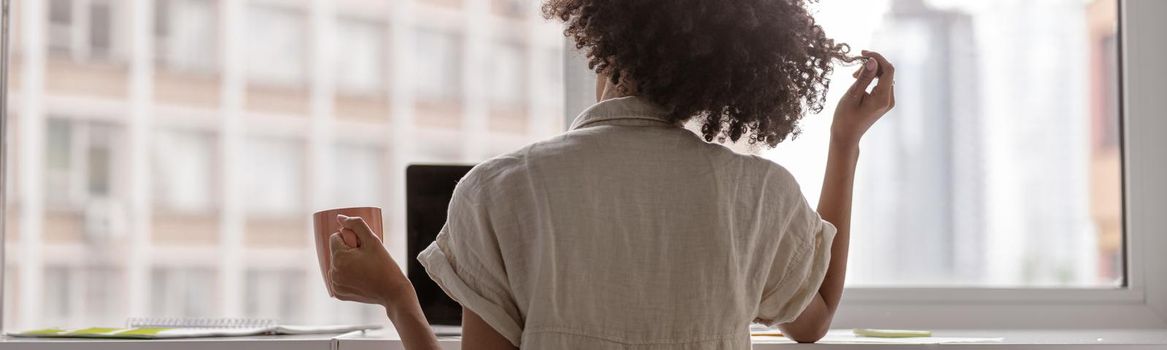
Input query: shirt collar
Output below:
<box><xmin>569</xmin><ymin>96</ymin><xmax>676</xmax><ymax>130</ymax></box>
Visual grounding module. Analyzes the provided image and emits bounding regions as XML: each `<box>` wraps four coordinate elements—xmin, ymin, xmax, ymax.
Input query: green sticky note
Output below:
<box><xmin>853</xmin><ymin>328</ymin><xmax>932</xmax><ymax>338</ymax></box>
<box><xmin>117</xmin><ymin>328</ymin><xmax>173</xmax><ymax>337</ymax></box>
<box><xmin>66</xmin><ymin>327</ymin><xmax>124</xmax><ymax>336</ymax></box>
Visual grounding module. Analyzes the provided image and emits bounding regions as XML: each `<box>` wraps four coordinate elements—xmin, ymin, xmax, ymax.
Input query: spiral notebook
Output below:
<box><xmin>8</xmin><ymin>318</ymin><xmax>381</xmax><ymax>339</ymax></box>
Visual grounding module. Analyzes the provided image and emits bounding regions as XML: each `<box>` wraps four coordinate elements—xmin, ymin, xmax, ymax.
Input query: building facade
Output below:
<box><xmin>4</xmin><ymin>0</ymin><xmax>565</xmax><ymax>328</ymax></box>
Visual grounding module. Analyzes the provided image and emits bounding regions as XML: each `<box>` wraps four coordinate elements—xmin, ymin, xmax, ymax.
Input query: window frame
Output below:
<box><xmin>560</xmin><ymin>0</ymin><xmax>1167</xmax><ymax>329</ymax></box>
<box><xmin>0</xmin><ymin>0</ymin><xmax>10</xmax><ymax>332</ymax></box>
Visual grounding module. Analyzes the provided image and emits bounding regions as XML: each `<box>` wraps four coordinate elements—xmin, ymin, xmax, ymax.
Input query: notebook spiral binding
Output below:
<box><xmin>127</xmin><ymin>318</ymin><xmax>279</xmax><ymax>329</ymax></box>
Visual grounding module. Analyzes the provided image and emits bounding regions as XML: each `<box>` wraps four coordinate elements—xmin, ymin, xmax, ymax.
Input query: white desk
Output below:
<box><xmin>334</xmin><ymin>329</ymin><xmax>1167</xmax><ymax>350</ymax></box>
<box><xmin>0</xmin><ymin>333</ymin><xmax>339</xmax><ymax>350</ymax></box>
<box><xmin>1</xmin><ymin>329</ymin><xmax>1165</xmax><ymax>349</ymax></box>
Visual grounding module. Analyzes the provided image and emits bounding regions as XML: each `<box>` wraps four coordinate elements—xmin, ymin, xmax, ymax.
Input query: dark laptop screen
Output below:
<box><xmin>406</xmin><ymin>164</ymin><xmax>473</xmax><ymax>326</ymax></box>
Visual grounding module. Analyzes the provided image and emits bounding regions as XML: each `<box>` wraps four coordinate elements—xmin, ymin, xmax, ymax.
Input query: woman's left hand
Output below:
<box><xmin>831</xmin><ymin>50</ymin><xmax>896</xmax><ymax>145</ymax></box>
<box><xmin>328</xmin><ymin>214</ymin><xmax>413</xmax><ymax>307</ymax></box>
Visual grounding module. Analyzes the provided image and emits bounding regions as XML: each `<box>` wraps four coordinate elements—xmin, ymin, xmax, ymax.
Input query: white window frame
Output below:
<box><xmin>0</xmin><ymin>0</ymin><xmax>10</xmax><ymax>331</ymax></box>
<box><xmin>561</xmin><ymin>0</ymin><xmax>1166</xmax><ymax>329</ymax></box>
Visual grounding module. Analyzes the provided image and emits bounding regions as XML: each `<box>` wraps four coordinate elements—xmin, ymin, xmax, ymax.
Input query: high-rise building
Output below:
<box><xmin>850</xmin><ymin>0</ymin><xmax>984</xmax><ymax>285</ymax></box>
<box><xmin>847</xmin><ymin>0</ymin><xmax>1105</xmax><ymax>287</ymax></box>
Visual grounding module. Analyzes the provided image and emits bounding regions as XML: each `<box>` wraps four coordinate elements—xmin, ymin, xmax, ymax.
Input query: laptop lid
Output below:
<box><xmin>406</xmin><ymin>164</ymin><xmax>473</xmax><ymax>326</ymax></box>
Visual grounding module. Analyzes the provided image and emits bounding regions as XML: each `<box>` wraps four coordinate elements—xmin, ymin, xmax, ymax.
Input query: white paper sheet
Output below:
<box><xmin>750</xmin><ymin>329</ymin><xmax>1003</xmax><ymax>344</ymax></box>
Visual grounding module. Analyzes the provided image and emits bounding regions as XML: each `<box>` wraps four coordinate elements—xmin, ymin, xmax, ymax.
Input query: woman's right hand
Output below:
<box><xmin>328</xmin><ymin>215</ymin><xmax>413</xmax><ymax>308</ymax></box>
<box><xmin>831</xmin><ymin>50</ymin><xmax>896</xmax><ymax>145</ymax></box>
<box><xmin>330</xmin><ymin>215</ymin><xmax>443</xmax><ymax>350</ymax></box>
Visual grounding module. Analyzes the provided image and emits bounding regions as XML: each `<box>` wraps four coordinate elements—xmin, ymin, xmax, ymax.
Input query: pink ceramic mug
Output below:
<box><xmin>312</xmin><ymin>207</ymin><xmax>384</xmax><ymax>296</ymax></box>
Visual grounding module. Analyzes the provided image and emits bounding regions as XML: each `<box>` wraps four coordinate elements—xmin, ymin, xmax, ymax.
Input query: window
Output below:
<box><xmin>4</xmin><ymin>0</ymin><xmax>557</xmax><ymax>331</ymax></box>
<box><xmin>244</xmin><ymin>137</ymin><xmax>304</xmax><ymax>217</ymax></box>
<box><xmin>493</xmin><ymin>0</ymin><xmax>530</xmax><ymax>18</ymax></box>
<box><xmin>489</xmin><ymin>41</ymin><xmax>526</xmax><ymax>106</ymax></box>
<box><xmin>328</xmin><ymin>144</ymin><xmax>384</xmax><ymax>209</ymax></box>
<box><xmin>748</xmin><ymin>0</ymin><xmax>1123</xmax><ymax>288</ymax></box>
<box><xmin>42</xmin><ymin>266</ymin><xmax>123</xmax><ymax>327</ymax></box>
<box><xmin>414</xmin><ymin>27</ymin><xmax>462</xmax><ymax>101</ymax></box>
<box><xmin>47</xmin><ymin>0</ymin><xmax>72</xmax><ymax>54</ymax></box>
<box><xmin>558</xmin><ymin>0</ymin><xmax>1167</xmax><ymax>329</ymax></box>
<box><xmin>87</xmin><ymin>1</ymin><xmax>112</xmax><ymax>59</ymax></box>
<box><xmin>155</xmin><ymin>0</ymin><xmax>218</xmax><ymax>72</ymax></box>
<box><xmin>45</xmin><ymin>119</ymin><xmax>73</xmax><ymax>204</ymax></box>
<box><xmin>537</xmin><ymin>47</ymin><xmax>564</xmax><ymax>108</ymax></box>
<box><xmin>244</xmin><ymin>269</ymin><xmax>305</xmax><ymax>322</ymax></box>
<box><xmin>335</xmin><ymin>18</ymin><xmax>386</xmax><ymax>94</ymax></box>
<box><xmin>44</xmin><ymin>119</ymin><xmax>123</xmax><ymax>209</ymax></box>
<box><xmin>41</xmin><ymin>267</ymin><xmax>71</xmax><ymax>326</ymax></box>
<box><xmin>153</xmin><ymin>128</ymin><xmax>217</xmax><ymax>213</ymax></box>
<box><xmin>246</xmin><ymin>5</ymin><xmax>306</xmax><ymax>86</ymax></box>
<box><xmin>46</xmin><ymin>0</ymin><xmax>120</xmax><ymax>61</ymax></box>
<box><xmin>18</xmin><ymin>0</ymin><xmax>1160</xmax><ymax>333</ymax></box>
<box><xmin>151</xmin><ymin>267</ymin><xmax>216</xmax><ymax>318</ymax></box>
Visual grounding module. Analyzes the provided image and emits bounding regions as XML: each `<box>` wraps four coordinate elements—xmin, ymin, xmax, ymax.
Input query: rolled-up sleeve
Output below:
<box><xmin>754</xmin><ymin>170</ymin><xmax>837</xmax><ymax>326</ymax></box>
<box><xmin>417</xmin><ymin>177</ymin><xmax>524</xmax><ymax>346</ymax></box>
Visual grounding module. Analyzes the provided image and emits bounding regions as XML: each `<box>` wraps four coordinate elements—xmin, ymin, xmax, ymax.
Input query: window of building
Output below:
<box><xmin>45</xmin><ymin>0</ymin><xmax>120</xmax><ymax>62</ymax></box>
<box><xmin>493</xmin><ymin>0</ymin><xmax>530</xmax><ymax>18</ymax></box>
<box><xmin>44</xmin><ymin>119</ymin><xmax>122</xmax><ymax>209</ymax></box>
<box><xmin>87</xmin><ymin>1</ymin><xmax>112</xmax><ymax>59</ymax></box>
<box><xmin>335</xmin><ymin>18</ymin><xmax>386</xmax><ymax>94</ymax></box>
<box><xmin>328</xmin><ymin>144</ymin><xmax>384</xmax><ymax>209</ymax></box>
<box><xmin>155</xmin><ymin>0</ymin><xmax>218</xmax><ymax>72</ymax></box>
<box><xmin>244</xmin><ymin>269</ymin><xmax>305</xmax><ymax>323</ymax></box>
<box><xmin>153</xmin><ymin>128</ymin><xmax>217</xmax><ymax>214</ymax></box>
<box><xmin>45</xmin><ymin>119</ymin><xmax>74</xmax><ymax>205</ymax></box>
<box><xmin>41</xmin><ymin>266</ymin><xmax>123</xmax><ymax>327</ymax></box>
<box><xmin>246</xmin><ymin>5</ymin><xmax>306</xmax><ymax>86</ymax></box>
<box><xmin>47</xmin><ymin>0</ymin><xmax>73</xmax><ymax>54</ymax></box>
<box><xmin>150</xmin><ymin>267</ymin><xmax>216</xmax><ymax>318</ymax></box>
<box><xmin>414</xmin><ymin>27</ymin><xmax>462</xmax><ymax>102</ymax></box>
<box><xmin>536</xmin><ymin>47</ymin><xmax>563</xmax><ymax>107</ymax></box>
<box><xmin>244</xmin><ymin>136</ymin><xmax>305</xmax><ymax>217</ymax></box>
<box><xmin>41</xmin><ymin>266</ymin><xmax>72</xmax><ymax>326</ymax></box>
<box><xmin>489</xmin><ymin>41</ymin><xmax>526</xmax><ymax>106</ymax></box>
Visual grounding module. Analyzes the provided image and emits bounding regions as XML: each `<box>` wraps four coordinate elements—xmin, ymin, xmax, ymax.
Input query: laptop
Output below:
<box><xmin>406</xmin><ymin>164</ymin><xmax>474</xmax><ymax>336</ymax></box>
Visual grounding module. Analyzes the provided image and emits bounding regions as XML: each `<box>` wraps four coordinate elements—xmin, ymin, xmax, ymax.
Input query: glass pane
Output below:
<box><xmin>151</xmin><ymin>267</ymin><xmax>217</xmax><ymax>318</ymax></box>
<box><xmin>156</xmin><ymin>0</ymin><xmax>218</xmax><ymax>72</ymax></box>
<box><xmin>328</xmin><ymin>144</ymin><xmax>383</xmax><ymax>209</ymax></box>
<box><xmin>246</xmin><ymin>5</ymin><xmax>306</xmax><ymax>86</ymax></box>
<box><xmin>334</xmin><ymin>19</ymin><xmax>385</xmax><ymax>93</ymax></box>
<box><xmin>88</xmin><ymin>1</ymin><xmax>112</xmax><ymax>59</ymax></box>
<box><xmin>244</xmin><ymin>269</ymin><xmax>305</xmax><ymax>322</ymax></box>
<box><xmin>45</xmin><ymin>119</ymin><xmax>73</xmax><ymax>205</ymax></box>
<box><xmin>489</xmin><ymin>41</ymin><xmax>525</xmax><ymax>105</ymax></box>
<box><xmin>47</xmin><ymin>0</ymin><xmax>73</xmax><ymax>54</ymax></box>
<box><xmin>244</xmin><ymin>137</ymin><xmax>304</xmax><ymax>216</ymax></box>
<box><xmin>763</xmin><ymin>0</ymin><xmax>1122</xmax><ymax>287</ymax></box>
<box><xmin>153</xmin><ymin>129</ymin><xmax>217</xmax><ymax>213</ymax></box>
<box><xmin>414</xmin><ymin>28</ymin><xmax>462</xmax><ymax>101</ymax></box>
<box><xmin>49</xmin><ymin>0</ymin><xmax>72</xmax><ymax>25</ymax></box>
<box><xmin>20</xmin><ymin>0</ymin><xmax>594</xmax><ymax>329</ymax></box>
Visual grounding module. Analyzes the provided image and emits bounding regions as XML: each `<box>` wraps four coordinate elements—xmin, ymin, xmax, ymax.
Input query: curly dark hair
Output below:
<box><xmin>543</xmin><ymin>0</ymin><xmax>856</xmax><ymax>147</ymax></box>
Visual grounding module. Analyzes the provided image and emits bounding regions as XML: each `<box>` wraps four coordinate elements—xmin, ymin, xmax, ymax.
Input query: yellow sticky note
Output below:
<box><xmin>750</xmin><ymin>330</ymin><xmax>784</xmax><ymax>337</ymax></box>
<box><xmin>853</xmin><ymin>328</ymin><xmax>932</xmax><ymax>338</ymax></box>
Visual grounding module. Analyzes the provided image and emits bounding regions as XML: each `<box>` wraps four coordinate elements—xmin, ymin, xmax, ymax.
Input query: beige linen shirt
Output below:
<box><xmin>419</xmin><ymin>96</ymin><xmax>836</xmax><ymax>349</ymax></box>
